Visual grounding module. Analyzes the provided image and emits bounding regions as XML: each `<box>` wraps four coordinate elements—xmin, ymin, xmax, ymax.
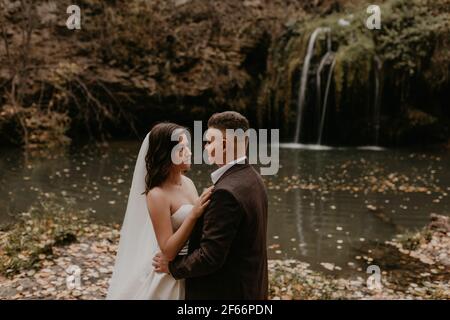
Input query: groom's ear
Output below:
<box><xmin>220</xmin><ymin>132</ymin><xmax>227</xmax><ymax>164</ymax></box>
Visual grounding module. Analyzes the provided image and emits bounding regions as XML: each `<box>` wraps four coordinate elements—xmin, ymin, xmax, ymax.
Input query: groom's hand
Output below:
<box><xmin>152</xmin><ymin>252</ymin><xmax>170</xmax><ymax>274</ymax></box>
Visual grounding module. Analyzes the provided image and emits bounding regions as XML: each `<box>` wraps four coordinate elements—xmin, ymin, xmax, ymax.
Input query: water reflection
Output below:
<box><xmin>0</xmin><ymin>142</ymin><xmax>449</xmax><ymax>274</ymax></box>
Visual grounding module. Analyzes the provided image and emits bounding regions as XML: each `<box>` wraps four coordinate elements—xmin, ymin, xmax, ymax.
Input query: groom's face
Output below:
<box><xmin>204</xmin><ymin>127</ymin><xmax>225</xmax><ymax>166</ymax></box>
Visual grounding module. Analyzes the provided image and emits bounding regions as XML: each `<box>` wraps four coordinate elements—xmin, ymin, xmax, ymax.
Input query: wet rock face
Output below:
<box><xmin>263</xmin><ymin>0</ymin><xmax>450</xmax><ymax>145</ymax></box>
<box><xmin>0</xmin><ymin>0</ymin><xmax>448</xmax><ymax>146</ymax></box>
<box><xmin>0</xmin><ymin>0</ymin><xmax>313</xmax><ymax>145</ymax></box>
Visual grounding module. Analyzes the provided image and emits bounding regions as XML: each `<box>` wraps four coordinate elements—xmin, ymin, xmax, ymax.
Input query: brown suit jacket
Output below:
<box><xmin>168</xmin><ymin>163</ymin><xmax>269</xmax><ymax>300</ymax></box>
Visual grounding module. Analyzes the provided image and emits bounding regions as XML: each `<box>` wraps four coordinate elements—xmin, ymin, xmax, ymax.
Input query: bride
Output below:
<box><xmin>107</xmin><ymin>122</ymin><xmax>213</xmax><ymax>299</ymax></box>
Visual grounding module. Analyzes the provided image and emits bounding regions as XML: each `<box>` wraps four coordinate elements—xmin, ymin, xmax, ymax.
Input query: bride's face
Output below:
<box><xmin>173</xmin><ymin>133</ymin><xmax>192</xmax><ymax>171</ymax></box>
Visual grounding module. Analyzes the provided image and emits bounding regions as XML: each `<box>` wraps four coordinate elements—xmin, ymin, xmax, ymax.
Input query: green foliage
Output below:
<box><xmin>0</xmin><ymin>195</ymin><xmax>90</xmax><ymax>277</ymax></box>
<box><xmin>334</xmin><ymin>36</ymin><xmax>374</xmax><ymax>109</ymax></box>
<box><xmin>82</xmin><ymin>1</ymin><xmax>156</xmax><ymax>67</ymax></box>
<box><xmin>374</xmin><ymin>0</ymin><xmax>448</xmax><ymax>77</ymax></box>
<box><xmin>264</xmin><ymin>0</ymin><xmax>450</xmax><ymax>129</ymax></box>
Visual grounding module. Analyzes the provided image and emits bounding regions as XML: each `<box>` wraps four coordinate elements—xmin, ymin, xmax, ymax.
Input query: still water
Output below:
<box><xmin>1</xmin><ymin>140</ymin><xmax>449</xmax><ymax>274</ymax></box>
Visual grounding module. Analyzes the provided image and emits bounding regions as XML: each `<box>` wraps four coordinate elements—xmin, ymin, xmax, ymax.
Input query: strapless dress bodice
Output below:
<box><xmin>171</xmin><ymin>204</ymin><xmax>193</xmax><ymax>255</ymax></box>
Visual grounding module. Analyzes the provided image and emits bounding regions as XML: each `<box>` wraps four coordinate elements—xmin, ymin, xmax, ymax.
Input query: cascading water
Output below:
<box><xmin>315</xmin><ymin>28</ymin><xmax>334</xmax><ymax>145</ymax></box>
<box><xmin>318</xmin><ymin>55</ymin><xmax>336</xmax><ymax>145</ymax></box>
<box><xmin>373</xmin><ymin>55</ymin><xmax>382</xmax><ymax>146</ymax></box>
<box><xmin>293</xmin><ymin>27</ymin><xmax>330</xmax><ymax>143</ymax></box>
<box><xmin>316</xmin><ymin>52</ymin><xmax>333</xmax><ymax>119</ymax></box>
<box><xmin>291</xmin><ymin>26</ymin><xmax>383</xmax><ymax>147</ymax></box>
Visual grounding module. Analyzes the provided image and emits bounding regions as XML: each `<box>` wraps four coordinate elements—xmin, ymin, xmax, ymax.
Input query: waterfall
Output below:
<box><xmin>318</xmin><ymin>55</ymin><xmax>336</xmax><ymax>145</ymax></box>
<box><xmin>289</xmin><ymin>26</ymin><xmax>383</xmax><ymax>147</ymax></box>
<box><xmin>293</xmin><ymin>27</ymin><xmax>330</xmax><ymax>143</ymax></box>
<box><xmin>316</xmin><ymin>52</ymin><xmax>333</xmax><ymax>121</ymax></box>
<box><xmin>373</xmin><ymin>56</ymin><xmax>382</xmax><ymax>146</ymax></box>
<box><xmin>315</xmin><ymin>29</ymin><xmax>334</xmax><ymax>145</ymax></box>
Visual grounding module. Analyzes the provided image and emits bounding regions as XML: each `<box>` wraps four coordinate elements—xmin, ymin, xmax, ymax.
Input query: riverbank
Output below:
<box><xmin>269</xmin><ymin>214</ymin><xmax>450</xmax><ymax>299</ymax></box>
<box><xmin>0</xmin><ymin>201</ymin><xmax>448</xmax><ymax>300</ymax></box>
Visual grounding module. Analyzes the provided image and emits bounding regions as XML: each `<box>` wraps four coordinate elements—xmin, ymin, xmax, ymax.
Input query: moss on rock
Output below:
<box><xmin>264</xmin><ymin>0</ymin><xmax>450</xmax><ymax>144</ymax></box>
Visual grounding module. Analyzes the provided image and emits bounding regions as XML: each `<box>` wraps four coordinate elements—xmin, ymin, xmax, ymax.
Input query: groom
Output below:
<box><xmin>153</xmin><ymin>111</ymin><xmax>268</xmax><ymax>300</ymax></box>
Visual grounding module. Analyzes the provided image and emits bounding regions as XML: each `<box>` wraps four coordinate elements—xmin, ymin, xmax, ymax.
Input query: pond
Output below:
<box><xmin>1</xmin><ymin>140</ymin><xmax>449</xmax><ymax>275</ymax></box>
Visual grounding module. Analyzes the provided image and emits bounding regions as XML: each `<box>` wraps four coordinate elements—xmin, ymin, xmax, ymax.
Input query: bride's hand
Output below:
<box><xmin>190</xmin><ymin>186</ymin><xmax>214</xmax><ymax>219</ymax></box>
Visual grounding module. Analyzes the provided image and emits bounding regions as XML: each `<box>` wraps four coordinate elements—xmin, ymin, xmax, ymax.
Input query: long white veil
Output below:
<box><xmin>106</xmin><ymin>132</ymin><xmax>158</xmax><ymax>299</ymax></box>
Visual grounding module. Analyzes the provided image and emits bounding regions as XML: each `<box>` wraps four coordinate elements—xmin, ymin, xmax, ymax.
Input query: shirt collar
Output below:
<box><xmin>210</xmin><ymin>156</ymin><xmax>247</xmax><ymax>184</ymax></box>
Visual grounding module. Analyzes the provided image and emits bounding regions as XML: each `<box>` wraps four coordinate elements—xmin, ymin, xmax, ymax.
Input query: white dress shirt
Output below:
<box><xmin>210</xmin><ymin>156</ymin><xmax>247</xmax><ymax>184</ymax></box>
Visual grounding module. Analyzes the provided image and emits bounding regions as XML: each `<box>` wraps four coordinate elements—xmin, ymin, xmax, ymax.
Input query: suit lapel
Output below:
<box><xmin>187</xmin><ymin>162</ymin><xmax>249</xmax><ymax>253</ymax></box>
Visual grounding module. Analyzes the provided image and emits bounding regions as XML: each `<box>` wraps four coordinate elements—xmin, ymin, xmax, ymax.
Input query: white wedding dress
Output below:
<box><xmin>106</xmin><ymin>132</ymin><xmax>193</xmax><ymax>300</ymax></box>
<box><xmin>132</xmin><ymin>204</ymin><xmax>192</xmax><ymax>300</ymax></box>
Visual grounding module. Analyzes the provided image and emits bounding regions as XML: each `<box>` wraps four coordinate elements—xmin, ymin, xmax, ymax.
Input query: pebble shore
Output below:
<box><xmin>1</xmin><ymin>213</ymin><xmax>449</xmax><ymax>300</ymax></box>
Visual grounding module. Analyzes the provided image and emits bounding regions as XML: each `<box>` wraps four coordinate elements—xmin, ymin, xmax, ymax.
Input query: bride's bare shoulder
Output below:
<box><xmin>146</xmin><ymin>187</ymin><xmax>169</xmax><ymax>208</ymax></box>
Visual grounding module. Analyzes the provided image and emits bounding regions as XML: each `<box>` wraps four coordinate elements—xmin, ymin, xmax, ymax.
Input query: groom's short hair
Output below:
<box><xmin>207</xmin><ymin>111</ymin><xmax>249</xmax><ymax>132</ymax></box>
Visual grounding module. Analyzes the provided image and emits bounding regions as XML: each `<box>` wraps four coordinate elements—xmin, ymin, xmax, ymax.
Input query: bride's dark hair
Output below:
<box><xmin>144</xmin><ymin>122</ymin><xmax>186</xmax><ymax>194</ymax></box>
